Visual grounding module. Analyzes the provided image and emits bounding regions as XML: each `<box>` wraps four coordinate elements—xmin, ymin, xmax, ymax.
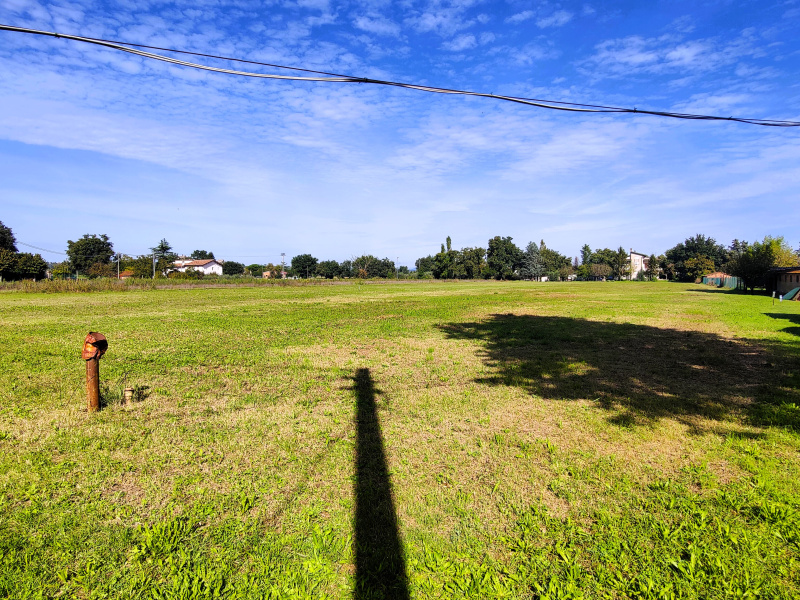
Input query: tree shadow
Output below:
<box><xmin>350</xmin><ymin>368</ymin><xmax>410</xmax><ymax>600</ymax></box>
<box><xmin>438</xmin><ymin>314</ymin><xmax>799</xmax><ymax>432</ymax></box>
<box><xmin>765</xmin><ymin>313</ymin><xmax>800</xmax><ymax>338</ymax></box>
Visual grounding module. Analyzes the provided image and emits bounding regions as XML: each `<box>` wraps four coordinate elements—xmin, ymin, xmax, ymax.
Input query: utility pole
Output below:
<box><xmin>281</xmin><ymin>253</ymin><xmax>286</xmax><ymax>278</ymax></box>
<box><xmin>396</xmin><ymin>256</ymin><xmax>399</xmax><ymax>279</ymax></box>
<box><xmin>152</xmin><ymin>253</ymin><xmax>156</xmax><ymax>279</ymax></box>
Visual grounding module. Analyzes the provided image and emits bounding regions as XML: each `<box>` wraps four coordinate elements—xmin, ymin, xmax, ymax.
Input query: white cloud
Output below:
<box><xmin>506</xmin><ymin>10</ymin><xmax>534</xmax><ymax>24</ymax></box>
<box><xmin>582</xmin><ymin>30</ymin><xmax>766</xmax><ymax>78</ymax></box>
<box><xmin>443</xmin><ymin>33</ymin><xmax>476</xmax><ymax>51</ymax></box>
<box><xmin>536</xmin><ymin>10</ymin><xmax>573</xmax><ymax>28</ymax></box>
<box><xmin>353</xmin><ymin>14</ymin><xmax>401</xmax><ymax>37</ymax></box>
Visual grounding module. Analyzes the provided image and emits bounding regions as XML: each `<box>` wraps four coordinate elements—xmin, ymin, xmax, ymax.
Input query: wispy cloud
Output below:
<box><xmin>536</xmin><ymin>10</ymin><xmax>573</xmax><ymax>28</ymax></box>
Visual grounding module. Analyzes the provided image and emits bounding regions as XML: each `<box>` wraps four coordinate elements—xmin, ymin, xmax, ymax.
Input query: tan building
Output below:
<box><xmin>629</xmin><ymin>250</ymin><xmax>648</xmax><ymax>280</ymax></box>
<box><xmin>771</xmin><ymin>268</ymin><xmax>800</xmax><ymax>295</ymax></box>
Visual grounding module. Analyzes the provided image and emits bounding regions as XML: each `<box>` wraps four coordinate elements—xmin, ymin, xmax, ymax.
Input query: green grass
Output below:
<box><xmin>1</xmin><ymin>281</ymin><xmax>799</xmax><ymax>599</ymax></box>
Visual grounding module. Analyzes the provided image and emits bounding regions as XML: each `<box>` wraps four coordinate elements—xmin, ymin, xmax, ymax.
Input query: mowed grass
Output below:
<box><xmin>1</xmin><ymin>280</ymin><xmax>799</xmax><ymax>599</ymax></box>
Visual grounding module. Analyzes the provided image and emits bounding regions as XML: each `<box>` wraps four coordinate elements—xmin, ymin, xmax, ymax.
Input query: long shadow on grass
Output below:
<box><xmin>351</xmin><ymin>368</ymin><xmax>410</xmax><ymax>600</ymax></box>
<box><xmin>765</xmin><ymin>313</ymin><xmax>800</xmax><ymax>338</ymax></box>
<box><xmin>439</xmin><ymin>314</ymin><xmax>799</xmax><ymax>430</ymax></box>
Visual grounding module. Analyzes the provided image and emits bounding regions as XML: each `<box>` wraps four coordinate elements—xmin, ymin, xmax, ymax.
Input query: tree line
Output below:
<box><xmin>0</xmin><ymin>222</ymin><xmax>48</xmax><ymax>281</ymax></box>
<box><xmin>2</xmin><ymin>219</ymin><xmax>797</xmax><ymax>287</ymax></box>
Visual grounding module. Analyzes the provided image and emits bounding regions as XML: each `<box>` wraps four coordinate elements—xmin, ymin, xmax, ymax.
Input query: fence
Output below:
<box><xmin>701</xmin><ymin>275</ymin><xmax>743</xmax><ymax>289</ymax></box>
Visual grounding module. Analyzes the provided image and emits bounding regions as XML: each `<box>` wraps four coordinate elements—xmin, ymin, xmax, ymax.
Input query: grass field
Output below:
<box><xmin>1</xmin><ymin>281</ymin><xmax>799</xmax><ymax>599</ymax></box>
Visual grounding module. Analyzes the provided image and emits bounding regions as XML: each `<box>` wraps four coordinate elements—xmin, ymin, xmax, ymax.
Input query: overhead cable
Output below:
<box><xmin>1</xmin><ymin>24</ymin><xmax>799</xmax><ymax>127</ymax></box>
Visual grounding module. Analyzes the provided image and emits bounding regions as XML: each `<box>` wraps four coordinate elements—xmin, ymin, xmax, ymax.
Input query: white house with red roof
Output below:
<box><xmin>172</xmin><ymin>258</ymin><xmax>223</xmax><ymax>276</ymax></box>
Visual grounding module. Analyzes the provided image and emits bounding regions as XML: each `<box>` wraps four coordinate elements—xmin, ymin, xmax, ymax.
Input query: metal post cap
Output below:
<box><xmin>82</xmin><ymin>332</ymin><xmax>108</xmax><ymax>360</ymax></box>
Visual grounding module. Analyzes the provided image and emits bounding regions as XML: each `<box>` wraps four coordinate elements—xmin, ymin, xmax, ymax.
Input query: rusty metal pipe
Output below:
<box><xmin>82</xmin><ymin>332</ymin><xmax>108</xmax><ymax>413</ymax></box>
<box><xmin>86</xmin><ymin>357</ymin><xmax>100</xmax><ymax>412</ymax></box>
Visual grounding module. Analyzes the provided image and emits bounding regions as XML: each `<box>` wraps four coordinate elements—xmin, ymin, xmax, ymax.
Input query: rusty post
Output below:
<box><xmin>82</xmin><ymin>332</ymin><xmax>108</xmax><ymax>412</ymax></box>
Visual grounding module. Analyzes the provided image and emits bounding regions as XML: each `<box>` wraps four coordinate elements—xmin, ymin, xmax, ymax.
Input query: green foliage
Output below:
<box><xmin>66</xmin><ymin>234</ymin><xmax>114</xmax><ymax>273</ymax></box>
<box><xmin>50</xmin><ymin>261</ymin><xmax>72</xmax><ymax>280</ymax></box>
<box><xmin>316</xmin><ymin>260</ymin><xmax>341</xmax><ymax>279</ymax></box>
<box><xmin>665</xmin><ymin>234</ymin><xmax>728</xmax><ymax>281</ymax></box>
<box><xmin>151</xmin><ymin>239</ymin><xmax>177</xmax><ymax>277</ymax></box>
<box><xmin>684</xmin><ymin>255</ymin><xmax>715</xmax><ymax>282</ymax></box>
<box><xmin>190</xmin><ymin>250</ymin><xmax>215</xmax><ymax>260</ymax></box>
<box><xmin>486</xmin><ymin>236</ymin><xmax>522</xmax><ymax>280</ymax></box>
<box><xmin>415</xmin><ymin>255</ymin><xmax>435</xmax><ymax>277</ymax></box>
<box><xmin>520</xmin><ymin>241</ymin><xmax>544</xmax><ymax>280</ymax></box>
<box><xmin>0</xmin><ymin>248</ymin><xmax>16</xmax><ymax>281</ymax></box>
<box><xmin>646</xmin><ymin>254</ymin><xmax>660</xmax><ymax>281</ymax></box>
<box><xmin>726</xmin><ymin>236</ymin><xmax>798</xmax><ymax>291</ymax></box>
<box><xmin>351</xmin><ymin>255</ymin><xmax>395</xmax><ymax>278</ymax></box>
<box><xmin>130</xmin><ymin>255</ymin><xmax>155</xmax><ymax>278</ymax></box>
<box><xmin>0</xmin><ymin>221</ymin><xmax>17</xmax><ymax>252</ymax></box>
<box><xmin>245</xmin><ymin>264</ymin><xmax>264</xmax><ymax>277</ymax></box>
<box><xmin>222</xmin><ymin>261</ymin><xmax>245</xmax><ymax>276</ymax></box>
<box><xmin>290</xmin><ymin>254</ymin><xmax>318</xmax><ymax>278</ymax></box>
<box><xmin>87</xmin><ymin>261</ymin><xmax>115</xmax><ymax>279</ymax></box>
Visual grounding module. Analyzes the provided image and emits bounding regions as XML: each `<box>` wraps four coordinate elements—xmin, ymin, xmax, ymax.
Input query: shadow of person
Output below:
<box><xmin>350</xmin><ymin>368</ymin><xmax>410</xmax><ymax>600</ymax></box>
<box><xmin>438</xmin><ymin>314</ymin><xmax>796</xmax><ymax>431</ymax></box>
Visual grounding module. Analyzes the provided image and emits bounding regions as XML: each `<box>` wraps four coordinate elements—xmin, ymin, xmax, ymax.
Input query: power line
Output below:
<box><xmin>2</xmin><ymin>23</ymin><xmax>799</xmax><ymax>127</ymax></box>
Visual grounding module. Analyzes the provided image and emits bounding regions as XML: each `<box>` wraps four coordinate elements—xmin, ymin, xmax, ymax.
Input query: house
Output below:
<box><xmin>629</xmin><ymin>250</ymin><xmax>648</xmax><ymax>279</ymax></box>
<box><xmin>767</xmin><ymin>267</ymin><xmax>800</xmax><ymax>296</ymax></box>
<box><xmin>172</xmin><ymin>258</ymin><xmax>223</xmax><ymax>276</ymax></box>
<box><xmin>118</xmin><ymin>270</ymin><xmax>134</xmax><ymax>280</ymax></box>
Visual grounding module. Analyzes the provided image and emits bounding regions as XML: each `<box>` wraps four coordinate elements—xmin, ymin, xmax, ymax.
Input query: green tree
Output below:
<box><xmin>51</xmin><ymin>261</ymin><xmax>72</xmax><ymax>279</ymax></box>
<box><xmin>291</xmin><ymin>254</ymin><xmax>318</xmax><ymax>278</ymax></box>
<box><xmin>191</xmin><ymin>250</ymin><xmax>215</xmax><ymax>260</ymax></box>
<box><xmin>540</xmin><ymin>240</ymin><xmax>570</xmax><ymax>280</ymax></box>
<box><xmin>316</xmin><ymin>260</ymin><xmax>341</xmax><ymax>279</ymax></box>
<box><xmin>433</xmin><ymin>237</ymin><xmax>457</xmax><ymax>279</ymax></box>
<box><xmin>458</xmin><ymin>247</ymin><xmax>486</xmax><ymax>279</ymax></box>
<box><xmin>87</xmin><ymin>262</ymin><xmax>115</xmax><ymax>279</ymax></box>
<box><xmin>590</xmin><ymin>263</ymin><xmax>612</xmax><ymax>279</ymax></box>
<box><xmin>67</xmin><ymin>234</ymin><xmax>114</xmax><ymax>273</ymax></box>
<box><xmin>611</xmin><ymin>247</ymin><xmax>630</xmax><ymax>280</ymax></box>
<box><xmin>665</xmin><ymin>234</ymin><xmax>728</xmax><ymax>281</ymax></box>
<box><xmin>14</xmin><ymin>253</ymin><xmax>48</xmax><ymax>280</ymax></box>
<box><xmin>486</xmin><ymin>236</ymin><xmax>522</xmax><ymax>280</ymax></box>
<box><xmin>128</xmin><ymin>256</ymin><xmax>154</xmax><ymax>278</ymax></box>
<box><xmin>646</xmin><ymin>254</ymin><xmax>659</xmax><ymax>281</ymax></box>
<box><xmin>0</xmin><ymin>221</ymin><xmax>18</xmax><ymax>252</ymax></box>
<box><xmin>245</xmin><ymin>264</ymin><xmax>264</xmax><ymax>276</ymax></box>
<box><xmin>223</xmin><ymin>261</ymin><xmax>245</xmax><ymax>276</ymax></box>
<box><xmin>580</xmin><ymin>244</ymin><xmax>592</xmax><ymax>267</ymax></box>
<box><xmin>415</xmin><ymin>255</ymin><xmax>435</xmax><ymax>278</ymax></box>
<box><xmin>520</xmin><ymin>241</ymin><xmax>544</xmax><ymax>280</ymax></box>
<box><xmin>0</xmin><ymin>248</ymin><xmax>17</xmax><ymax>281</ymax></box>
<box><xmin>684</xmin><ymin>255</ymin><xmax>715</xmax><ymax>281</ymax></box>
<box><xmin>339</xmin><ymin>260</ymin><xmax>353</xmax><ymax>278</ymax></box>
<box><xmin>727</xmin><ymin>236</ymin><xmax>798</xmax><ymax>291</ymax></box>
<box><xmin>150</xmin><ymin>239</ymin><xmax>177</xmax><ymax>277</ymax></box>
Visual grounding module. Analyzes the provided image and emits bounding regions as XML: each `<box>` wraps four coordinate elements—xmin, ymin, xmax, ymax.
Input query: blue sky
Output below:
<box><xmin>1</xmin><ymin>0</ymin><xmax>799</xmax><ymax>267</ymax></box>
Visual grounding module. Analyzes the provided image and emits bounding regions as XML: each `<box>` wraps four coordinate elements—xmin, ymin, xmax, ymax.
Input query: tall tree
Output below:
<box><xmin>0</xmin><ymin>221</ymin><xmax>18</xmax><ymax>252</ymax></box>
<box><xmin>459</xmin><ymin>247</ymin><xmax>486</xmax><ymax>279</ymax></box>
<box><xmin>646</xmin><ymin>254</ymin><xmax>659</xmax><ymax>280</ymax></box>
<box><xmin>611</xmin><ymin>247</ymin><xmax>630</xmax><ymax>280</ymax></box>
<box><xmin>664</xmin><ymin>234</ymin><xmax>727</xmax><ymax>281</ymax></box>
<box><xmin>291</xmin><ymin>254</ymin><xmax>318</xmax><ymax>278</ymax></box>
<box><xmin>727</xmin><ymin>236</ymin><xmax>798</xmax><ymax>291</ymax></box>
<box><xmin>580</xmin><ymin>244</ymin><xmax>592</xmax><ymax>266</ymax></box>
<box><xmin>486</xmin><ymin>236</ymin><xmax>522</xmax><ymax>280</ymax></box>
<box><xmin>520</xmin><ymin>241</ymin><xmax>544</xmax><ymax>280</ymax></box>
<box><xmin>190</xmin><ymin>250</ymin><xmax>215</xmax><ymax>260</ymax></box>
<box><xmin>0</xmin><ymin>249</ymin><xmax>16</xmax><ymax>281</ymax></box>
<box><xmin>66</xmin><ymin>234</ymin><xmax>114</xmax><ymax>273</ymax></box>
<box><xmin>415</xmin><ymin>255</ymin><xmax>435</xmax><ymax>276</ymax></box>
<box><xmin>316</xmin><ymin>260</ymin><xmax>341</xmax><ymax>279</ymax></box>
<box><xmin>14</xmin><ymin>253</ymin><xmax>48</xmax><ymax>280</ymax></box>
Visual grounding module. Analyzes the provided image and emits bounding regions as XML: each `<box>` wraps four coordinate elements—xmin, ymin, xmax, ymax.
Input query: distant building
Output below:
<box><xmin>118</xmin><ymin>270</ymin><xmax>134</xmax><ymax>280</ymax></box>
<box><xmin>767</xmin><ymin>267</ymin><xmax>800</xmax><ymax>295</ymax></box>
<box><xmin>629</xmin><ymin>250</ymin><xmax>648</xmax><ymax>279</ymax></box>
<box><xmin>172</xmin><ymin>259</ymin><xmax>223</xmax><ymax>276</ymax></box>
